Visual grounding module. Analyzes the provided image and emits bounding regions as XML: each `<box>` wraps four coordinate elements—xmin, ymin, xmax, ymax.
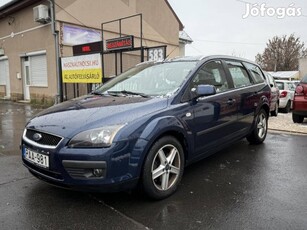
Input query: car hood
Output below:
<box><xmin>26</xmin><ymin>95</ymin><xmax>169</xmax><ymax>137</ymax></box>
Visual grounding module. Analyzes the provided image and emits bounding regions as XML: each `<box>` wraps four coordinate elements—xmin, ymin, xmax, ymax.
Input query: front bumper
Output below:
<box><xmin>21</xmin><ymin>136</ymin><xmax>148</xmax><ymax>192</ymax></box>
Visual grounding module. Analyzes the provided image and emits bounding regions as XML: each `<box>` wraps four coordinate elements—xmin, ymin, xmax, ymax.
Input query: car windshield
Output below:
<box><xmin>94</xmin><ymin>61</ymin><xmax>197</xmax><ymax>97</ymax></box>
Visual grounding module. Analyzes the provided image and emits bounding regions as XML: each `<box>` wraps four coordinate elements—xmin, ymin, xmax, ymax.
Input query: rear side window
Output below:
<box><xmin>301</xmin><ymin>75</ymin><xmax>307</xmax><ymax>83</ymax></box>
<box><xmin>244</xmin><ymin>63</ymin><xmax>265</xmax><ymax>84</ymax></box>
<box><xmin>225</xmin><ymin>61</ymin><xmax>252</xmax><ymax>88</ymax></box>
<box><xmin>266</xmin><ymin>73</ymin><xmax>276</xmax><ymax>86</ymax></box>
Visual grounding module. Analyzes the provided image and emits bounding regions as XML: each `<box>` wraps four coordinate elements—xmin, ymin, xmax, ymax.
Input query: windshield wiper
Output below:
<box><xmin>91</xmin><ymin>91</ymin><xmax>106</xmax><ymax>96</ymax></box>
<box><xmin>107</xmin><ymin>90</ymin><xmax>150</xmax><ymax>98</ymax></box>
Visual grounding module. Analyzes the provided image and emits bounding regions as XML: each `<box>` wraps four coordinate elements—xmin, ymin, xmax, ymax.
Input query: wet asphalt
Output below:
<box><xmin>0</xmin><ymin>100</ymin><xmax>307</xmax><ymax>230</ymax></box>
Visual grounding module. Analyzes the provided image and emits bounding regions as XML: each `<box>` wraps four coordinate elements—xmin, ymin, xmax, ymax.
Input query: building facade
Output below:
<box><xmin>299</xmin><ymin>58</ymin><xmax>307</xmax><ymax>79</ymax></box>
<box><xmin>0</xmin><ymin>0</ymin><xmax>187</xmax><ymax>104</ymax></box>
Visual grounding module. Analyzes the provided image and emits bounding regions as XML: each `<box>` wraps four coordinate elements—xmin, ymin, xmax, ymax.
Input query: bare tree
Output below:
<box><xmin>255</xmin><ymin>34</ymin><xmax>307</xmax><ymax>71</ymax></box>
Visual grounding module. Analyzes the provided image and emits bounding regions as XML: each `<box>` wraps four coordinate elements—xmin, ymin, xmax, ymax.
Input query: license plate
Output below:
<box><xmin>24</xmin><ymin>148</ymin><xmax>49</xmax><ymax>168</ymax></box>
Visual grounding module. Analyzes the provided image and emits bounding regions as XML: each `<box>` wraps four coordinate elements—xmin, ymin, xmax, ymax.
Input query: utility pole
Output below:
<box><xmin>48</xmin><ymin>0</ymin><xmax>63</xmax><ymax>103</ymax></box>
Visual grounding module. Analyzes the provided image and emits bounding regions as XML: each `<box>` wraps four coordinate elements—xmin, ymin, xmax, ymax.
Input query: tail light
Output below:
<box><xmin>295</xmin><ymin>85</ymin><xmax>304</xmax><ymax>96</ymax></box>
<box><xmin>280</xmin><ymin>91</ymin><xmax>287</xmax><ymax>98</ymax></box>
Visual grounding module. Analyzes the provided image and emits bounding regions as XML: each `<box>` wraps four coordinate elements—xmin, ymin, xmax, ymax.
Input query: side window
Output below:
<box><xmin>191</xmin><ymin>60</ymin><xmax>229</xmax><ymax>93</ymax></box>
<box><xmin>244</xmin><ymin>63</ymin><xmax>265</xmax><ymax>84</ymax></box>
<box><xmin>288</xmin><ymin>83</ymin><xmax>295</xmax><ymax>91</ymax></box>
<box><xmin>225</xmin><ymin>61</ymin><xmax>252</xmax><ymax>88</ymax></box>
<box><xmin>266</xmin><ymin>73</ymin><xmax>275</xmax><ymax>86</ymax></box>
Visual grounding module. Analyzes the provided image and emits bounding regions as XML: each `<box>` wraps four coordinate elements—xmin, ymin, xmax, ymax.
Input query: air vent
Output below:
<box><xmin>33</xmin><ymin>5</ymin><xmax>50</xmax><ymax>24</ymax></box>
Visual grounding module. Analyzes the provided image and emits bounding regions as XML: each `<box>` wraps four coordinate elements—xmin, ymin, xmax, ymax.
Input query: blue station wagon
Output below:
<box><xmin>21</xmin><ymin>56</ymin><xmax>270</xmax><ymax>199</ymax></box>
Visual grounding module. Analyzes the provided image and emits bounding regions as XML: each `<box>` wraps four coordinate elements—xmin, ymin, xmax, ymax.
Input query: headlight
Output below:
<box><xmin>68</xmin><ymin>124</ymin><xmax>125</xmax><ymax>148</ymax></box>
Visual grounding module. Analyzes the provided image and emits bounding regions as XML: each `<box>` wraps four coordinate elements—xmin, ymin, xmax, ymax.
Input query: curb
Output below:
<box><xmin>268</xmin><ymin>128</ymin><xmax>307</xmax><ymax>135</ymax></box>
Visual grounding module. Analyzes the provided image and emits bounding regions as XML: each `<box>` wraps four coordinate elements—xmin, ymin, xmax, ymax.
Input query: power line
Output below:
<box><xmin>193</xmin><ymin>39</ymin><xmax>264</xmax><ymax>46</ymax></box>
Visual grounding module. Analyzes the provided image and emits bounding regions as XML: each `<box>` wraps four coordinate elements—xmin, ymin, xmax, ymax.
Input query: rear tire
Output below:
<box><xmin>142</xmin><ymin>136</ymin><xmax>184</xmax><ymax>200</ymax></box>
<box><xmin>247</xmin><ymin>109</ymin><xmax>268</xmax><ymax>145</ymax></box>
<box><xmin>292</xmin><ymin>113</ymin><xmax>304</xmax><ymax>123</ymax></box>
<box><xmin>271</xmin><ymin>102</ymin><xmax>279</xmax><ymax>116</ymax></box>
<box><xmin>282</xmin><ymin>101</ymin><xmax>291</xmax><ymax>113</ymax></box>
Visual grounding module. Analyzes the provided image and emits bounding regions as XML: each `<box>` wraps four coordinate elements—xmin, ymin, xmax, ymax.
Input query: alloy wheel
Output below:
<box><xmin>257</xmin><ymin>113</ymin><xmax>267</xmax><ymax>139</ymax></box>
<box><xmin>151</xmin><ymin>144</ymin><xmax>181</xmax><ymax>191</ymax></box>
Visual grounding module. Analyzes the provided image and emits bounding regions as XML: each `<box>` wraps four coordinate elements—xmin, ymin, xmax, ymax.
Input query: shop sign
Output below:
<box><xmin>61</xmin><ymin>54</ymin><xmax>102</xmax><ymax>83</ymax></box>
<box><xmin>73</xmin><ymin>41</ymin><xmax>102</xmax><ymax>56</ymax></box>
<box><xmin>105</xmin><ymin>36</ymin><xmax>134</xmax><ymax>51</ymax></box>
<box><xmin>62</xmin><ymin>24</ymin><xmax>101</xmax><ymax>46</ymax></box>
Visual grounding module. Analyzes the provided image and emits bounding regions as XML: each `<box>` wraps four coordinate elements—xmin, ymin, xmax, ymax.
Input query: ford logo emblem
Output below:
<box><xmin>33</xmin><ymin>133</ymin><xmax>42</xmax><ymax>141</ymax></box>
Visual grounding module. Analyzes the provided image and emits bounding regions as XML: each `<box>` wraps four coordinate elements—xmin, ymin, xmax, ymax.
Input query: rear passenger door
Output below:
<box><xmin>223</xmin><ymin>60</ymin><xmax>266</xmax><ymax>133</ymax></box>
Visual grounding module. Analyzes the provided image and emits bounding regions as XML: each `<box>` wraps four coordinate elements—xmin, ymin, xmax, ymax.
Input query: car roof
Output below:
<box><xmin>167</xmin><ymin>55</ymin><xmax>259</xmax><ymax>66</ymax></box>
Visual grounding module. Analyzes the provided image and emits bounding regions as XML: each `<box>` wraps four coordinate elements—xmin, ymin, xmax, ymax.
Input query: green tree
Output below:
<box><xmin>255</xmin><ymin>34</ymin><xmax>307</xmax><ymax>71</ymax></box>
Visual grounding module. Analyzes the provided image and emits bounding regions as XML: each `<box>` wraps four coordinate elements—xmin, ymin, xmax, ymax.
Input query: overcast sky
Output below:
<box><xmin>0</xmin><ymin>0</ymin><xmax>10</xmax><ymax>7</ymax></box>
<box><xmin>168</xmin><ymin>0</ymin><xmax>307</xmax><ymax>61</ymax></box>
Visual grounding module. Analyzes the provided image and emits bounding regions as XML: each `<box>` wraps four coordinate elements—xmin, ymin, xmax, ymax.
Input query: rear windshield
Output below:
<box><xmin>276</xmin><ymin>82</ymin><xmax>284</xmax><ymax>90</ymax></box>
<box><xmin>302</xmin><ymin>75</ymin><xmax>307</xmax><ymax>83</ymax></box>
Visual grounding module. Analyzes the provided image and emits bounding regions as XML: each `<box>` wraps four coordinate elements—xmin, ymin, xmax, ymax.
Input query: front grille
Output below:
<box><xmin>24</xmin><ymin>129</ymin><xmax>63</xmax><ymax>148</ymax></box>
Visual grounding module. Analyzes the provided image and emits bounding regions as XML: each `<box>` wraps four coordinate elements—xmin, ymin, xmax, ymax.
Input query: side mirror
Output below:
<box><xmin>193</xmin><ymin>84</ymin><xmax>216</xmax><ymax>98</ymax></box>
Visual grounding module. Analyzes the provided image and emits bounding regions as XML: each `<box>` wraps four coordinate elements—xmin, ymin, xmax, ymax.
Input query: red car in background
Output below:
<box><xmin>292</xmin><ymin>75</ymin><xmax>307</xmax><ymax>123</ymax></box>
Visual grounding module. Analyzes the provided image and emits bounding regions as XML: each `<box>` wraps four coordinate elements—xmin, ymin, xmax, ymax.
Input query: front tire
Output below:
<box><xmin>142</xmin><ymin>136</ymin><xmax>184</xmax><ymax>200</ymax></box>
<box><xmin>292</xmin><ymin>113</ymin><xmax>304</xmax><ymax>123</ymax></box>
<box><xmin>247</xmin><ymin>109</ymin><xmax>268</xmax><ymax>145</ymax></box>
<box><xmin>271</xmin><ymin>102</ymin><xmax>279</xmax><ymax>116</ymax></box>
<box><xmin>282</xmin><ymin>100</ymin><xmax>291</xmax><ymax>113</ymax></box>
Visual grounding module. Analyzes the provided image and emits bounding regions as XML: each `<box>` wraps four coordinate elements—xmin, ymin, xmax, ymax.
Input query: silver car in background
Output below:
<box><xmin>265</xmin><ymin>72</ymin><xmax>280</xmax><ymax>116</ymax></box>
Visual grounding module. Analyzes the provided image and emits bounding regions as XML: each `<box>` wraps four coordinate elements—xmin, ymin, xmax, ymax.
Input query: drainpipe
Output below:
<box><xmin>48</xmin><ymin>0</ymin><xmax>63</xmax><ymax>103</ymax></box>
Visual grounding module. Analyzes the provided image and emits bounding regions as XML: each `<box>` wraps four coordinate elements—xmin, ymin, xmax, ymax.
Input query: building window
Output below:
<box><xmin>29</xmin><ymin>54</ymin><xmax>48</xmax><ymax>87</ymax></box>
<box><xmin>0</xmin><ymin>59</ymin><xmax>8</xmax><ymax>85</ymax></box>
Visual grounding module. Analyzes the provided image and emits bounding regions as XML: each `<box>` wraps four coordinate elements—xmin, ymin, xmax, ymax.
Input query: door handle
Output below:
<box><xmin>227</xmin><ymin>99</ymin><xmax>236</xmax><ymax>105</ymax></box>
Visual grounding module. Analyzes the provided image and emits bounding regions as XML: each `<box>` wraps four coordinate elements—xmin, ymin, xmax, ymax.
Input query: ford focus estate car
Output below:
<box><xmin>21</xmin><ymin>56</ymin><xmax>270</xmax><ymax>199</ymax></box>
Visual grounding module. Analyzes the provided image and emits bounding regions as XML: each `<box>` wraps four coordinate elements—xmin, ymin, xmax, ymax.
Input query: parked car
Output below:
<box><xmin>292</xmin><ymin>75</ymin><xmax>307</xmax><ymax>123</ymax></box>
<box><xmin>21</xmin><ymin>56</ymin><xmax>270</xmax><ymax>199</ymax></box>
<box><xmin>265</xmin><ymin>72</ymin><xmax>279</xmax><ymax>116</ymax></box>
<box><xmin>275</xmin><ymin>80</ymin><xmax>296</xmax><ymax>113</ymax></box>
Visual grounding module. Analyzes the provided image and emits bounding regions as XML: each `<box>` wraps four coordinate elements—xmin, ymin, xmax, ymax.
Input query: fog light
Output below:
<box><xmin>93</xmin><ymin>168</ymin><xmax>103</xmax><ymax>177</ymax></box>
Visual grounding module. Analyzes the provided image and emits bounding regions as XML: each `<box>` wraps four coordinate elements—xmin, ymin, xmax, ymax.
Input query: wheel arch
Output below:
<box><xmin>262</xmin><ymin>103</ymin><xmax>270</xmax><ymax>117</ymax></box>
<box><xmin>137</xmin><ymin>116</ymin><xmax>191</xmax><ymax>175</ymax></box>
